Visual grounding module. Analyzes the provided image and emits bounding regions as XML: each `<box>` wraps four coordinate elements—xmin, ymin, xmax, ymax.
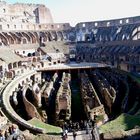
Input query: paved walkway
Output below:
<box><xmin>66</xmin><ymin>130</ymin><xmax>93</xmax><ymax>140</ymax></box>
<box><xmin>39</xmin><ymin>62</ymin><xmax>110</xmax><ymax>71</ymax></box>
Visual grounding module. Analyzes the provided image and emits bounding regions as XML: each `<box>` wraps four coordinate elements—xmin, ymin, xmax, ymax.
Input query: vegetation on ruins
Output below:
<box><xmin>100</xmin><ymin>113</ymin><xmax>140</xmax><ymax>133</ymax></box>
<box><xmin>95</xmin><ymin>115</ymin><xmax>104</xmax><ymax>123</ymax></box>
<box><xmin>28</xmin><ymin>118</ymin><xmax>62</xmax><ymax>134</ymax></box>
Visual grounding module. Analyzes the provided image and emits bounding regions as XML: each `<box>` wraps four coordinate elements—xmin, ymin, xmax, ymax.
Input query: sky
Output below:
<box><xmin>6</xmin><ymin>0</ymin><xmax>140</xmax><ymax>26</ymax></box>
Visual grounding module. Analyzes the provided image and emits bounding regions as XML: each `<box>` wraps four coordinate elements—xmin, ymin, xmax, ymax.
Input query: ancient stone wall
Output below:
<box><xmin>0</xmin><ymin>1</ymin><xmax>53</xmax><ymax>24</ymax></box>
<box><xmin>76</xmin><ymin>16</ymin><xmax>140</xmax><ymax>29</ymax></box>
<box><xmin>22</xmin><ymin>86</ymin><xmax>41</xmax><ymax>120</ymax></box>
<box><xmin>56</xmin><ymin>72</ymin><xmax>71</xmax><ymax>121</ymax></box>
<box><xmin>42</xmin><ymin>73</ymin><xmax>58</xmax><ymax>104</ymax></box>
<box><xmin>79</xmin><ymin>71</ymin><xmax>107</xmax><ymax>121</ymax></box>
<box><xmin>91</xmin><ymin>70</ymin><xmax>116</xmax><ymax>114</ymax></box>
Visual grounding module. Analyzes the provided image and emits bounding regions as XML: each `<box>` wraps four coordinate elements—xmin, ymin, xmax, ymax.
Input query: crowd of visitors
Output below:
<box><xmin>61</xmin><ymin>120</ymin><xmax>96</xmax><ymax>140</ymax></box>
<box><xmin>62</xmin><ymin>120</ymin><xmax>93</xmax><ymax>132</ymax></box>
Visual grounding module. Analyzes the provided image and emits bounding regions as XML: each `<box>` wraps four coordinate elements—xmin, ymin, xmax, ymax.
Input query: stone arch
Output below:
<box><xmin>85</xmin><ymin>34</ymin><xmax>91</xmax><ymax>41</ymax></box>
<box><xmin>32</xmin><ymin>57</ymin><xmax>37</xmax><ymax>62</ymax></box>
<box><xmin>46</xmin><ymin>31</ymin><xmax>53</xmax><ymax>41</ymax></box>
<box><xmin>18</xmin><ymin>61</ymin><xmax>22</xmax><ymax>67</ymax></box>
<box><xmin>28</xmin><ymin>32</ymin><xmax>37</xmax><ymax>44</ymax></box>
<box><xmin>57</xmin><ymin>31</ymin><xmax>64</xmax><ymax>41</ymax></box>
<box><xmin>51</xmin><ymin>31</ymin><xmax>57</xmax><ymax>41</ymax></box>
<box><xmin>8</xmin><ymin>63</ymin><xmax>13</xmax><ymax>70</ymax></box>
<box><xmin>11</xmin><ymin>70</ymin><xmax>15</xmax><ymax>77</ymax></box>
<box><xmin>7</xmin><ymin>32</ymin><xmax>16</xmax><ymax>44</ymax></box>
<box><xmin>13</xmin><ymin>62</ymin><xmax>17</xmax><ymax>68</ymax></box>
<box><xmin>26</xmin><ymin>32</ymin><xmax>34</xmax><ymax>43</ymax></box>
<box><xmin>33</xmin><ymin>32</ymin><xmax>39</xmax><ymax>43</ymax></box>
<box><xmin>21</xmin><ymin>32</ymin><xmax>31</xmax><ymax>43</ymax></box>
<box><xmin>27</xmin><ymin>53</ymin><xmax>32</xmax><ymax>57</ymax></box>
<box><xmin>44</xmin><ymin>32</ymin><xmax>49</xmax><ymax>41</ymax></box>
<box><xmin>68</xmin><ymin>31</ymin><xmax>75</xmax><ymax>41</ymax></box>
<box><xmin>0</xmin><ymin>33</ymin><xmax>9</xmax><ymax>45</ymax></box>
<box><xmin>40</xmin><ymin>32</ymin><xmax>47</xmax><ymax>42</ymax></box>
<box><xmin>3</xmin><ymin>32</ymin><xmax>15</xmax><ymax>44</ymax></box>
<box><xmin>15</xmin><ymin>32</ymin><xmax>23</xmax><ymax>44</ymax></box>
<box><xmin>131</xmin><ymin>26</ymin><xmax>140</xmax><ymax>40</ymax></box>
<box><xmin>62</xmin><ymin>31</ymin><xmax>67</xmax><ymax>40</ymax></box>
<box><xmin>9</xmin><ymin>32</ymin><xmax>21</xmax><ymax>44</ymax></box>
<box><xmin>22</xmin><ymin>38</ymin><xmax>28</xmax><ymax>44</ymax></box>
<box><xmin>6</xmin><ymin>71</ymin><xmax>14</xmax><ymax>79</ymax></box>
<box><xmin>32</xmin><ymin>52</ymin><xmax>35</xmax><ymax>56</ymax></box>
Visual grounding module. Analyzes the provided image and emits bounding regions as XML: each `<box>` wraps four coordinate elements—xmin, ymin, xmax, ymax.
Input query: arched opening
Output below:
<box><xmin>40</xmin><ymin>32</ymin><xmax>47</xmax><ymax>43</ymax></box>
<box><xmin>3</xmin><ymin>33</ymin><xmax>15</xmax><ymax>44</ymax></box>
<box><xmin>18</xmin><ymin>61</ymin><xmax>22</xmax><ymax>67</ymax></box>
<box><xmin>28</xmin><ymin>32</ymin><xmax>37</xmax><ymax>44</ymax></box>
<box><xmin>46</xmin><ymin>32</ymin><xmax>53</xmax><ymax>41</ymax></box>
<box><xmin>22</xmin><ymin>32</ymin><xmax>31</xmax><ymax>43</ymax></box>
<box><xmin>23</xmin><ymin>38</ymin><xmax>27</xmax><ymax>44</ymax></box>
<box><xmin>32</xmin><ymin>52</ymin><xmax>35</xmax><ymax>56</ymax></box>
<box><xmin>9</xmin><ymin>32</ymin><xmax>21</xmax><ymax>44</ymax></box>
<box><xmin>8</xmin><ymin>63</ymin><xmax>13</xmax><ymax>70</ymax></box>
<box><xmin>0</xmin><ymin>33</ymin><xmax>8</xmax><ymax>45</ymax></box>
<box><xmin>85</xmin><ymin>34</ymin><xmax>91</xmax><ymax>41</ymax></box>
<box><xmin>6</xmin><ymin>71</ymin><xmax>13</xmax><ymax>79</ymax></box>
<box><xmin>27</xmin><ymin>53</ymin><xmax>32</xmax><ymax>57</ymax></box>
<box><xmin>13</xmin><ymin>62</ymin><xmax>17</xmax><ymax>68</ymax></box>
<box><xmin>57</xmin><ymin>31</ymin><xmax>64</xmax><ymax>41</ymax></box>
<box><xmin>33</xmin><ymin>57</ymin><xmax>37</xmax><ymax>62</ymax></box>
<box><xmin>33</xmin><ymin>32</ymin><xmax>39</xmax><ymax>43</ymax></box>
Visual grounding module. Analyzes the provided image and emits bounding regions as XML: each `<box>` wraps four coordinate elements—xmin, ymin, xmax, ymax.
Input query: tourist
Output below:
<box><xmin>80</xmin><ymin>120</ymin><xmax>84</xmax><ymax>130</ymax></box>
<box><xmin>4</xmin><ymin>130</ymin><xmax>9</xmax><ymax>139</ymax></box>
<box><xmin>84</xmin><ymin>120</ymin><xmax>87</xmax><ymax>129</ymax></box>
<box><xmin>86</xmin><ymin>122</ymin><xmax>90</xmax><ymax>134</ymax></box>
<box><xmin>62</xmin><ymin>127</ymin><xmax>68</xmax><ymax>139</ymax></box>
<box><xmin>91</xmin><ymin>128</ymin><xmax>95</xmax><ymax>140</ymax></box>
<box><xmin>62</xmin><ymin>132</ymin><xmax>67</xmax><ymax>140</ymax></box>
<box><xmin>73</xmin><ymin>123</ymin><xmax>76</xmax><ymax>130</ymax></box>
<box><xmin>76</xmin><ymin>122</ymin><xmax>80</xmax><ymax>130</ymax></box>
<box><xmin>91</xmin><ymin>124</ymin><xmax>100</xmax><ymax>140</ymax></box>
<box><xmin>72</xmin><ymin>130</ymin><xmax>77</xmax><ymax>140</ymax></box>
<box><xmin>91</xmin><ymin>120</ymin><xmax>95</xmax><ymax>127</ymax></box>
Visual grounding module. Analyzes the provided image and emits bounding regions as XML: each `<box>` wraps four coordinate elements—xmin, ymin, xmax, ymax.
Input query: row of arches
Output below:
<box><xmin>0</xmin><ymin>30</ymin><xmax>67</xmax><ymax>46</ymax></box>
<box><xmin>76</xmin><ymin>24</ymin><xmax>140</xmax><ymax>42</ymax></box>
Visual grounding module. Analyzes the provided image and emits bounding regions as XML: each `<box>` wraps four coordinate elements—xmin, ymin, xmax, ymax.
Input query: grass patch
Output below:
<box><xmin>28</xmin><ymin>118</ymin><xmax>62</xmax><ymax>134</ymax></box>
<box><xmin>100</xmin><ymin>113</ymin><xmax>140</xmax><ymax>133</ymax></box>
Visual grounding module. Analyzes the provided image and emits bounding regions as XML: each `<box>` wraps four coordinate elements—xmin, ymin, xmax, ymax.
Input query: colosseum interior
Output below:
<box><xmin>0</xmin><ymin>0</ymin><xmax>140</xmax><ymax>140</ymax></box>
